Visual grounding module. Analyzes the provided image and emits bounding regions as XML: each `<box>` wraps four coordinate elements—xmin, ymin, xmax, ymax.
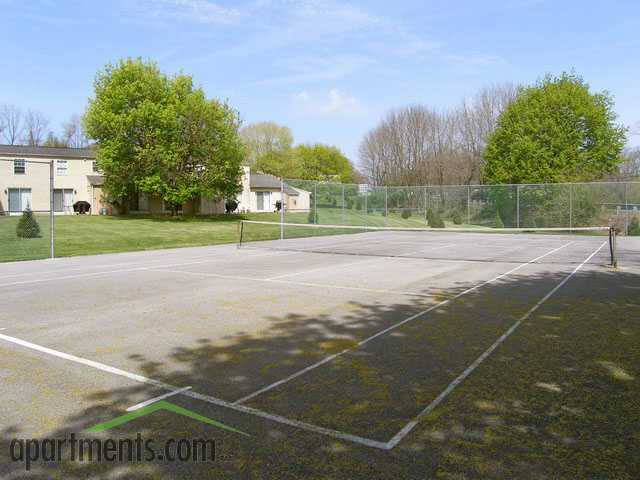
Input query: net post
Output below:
<box><xmin>237</xmin><ymin>220</ymin><xmax>244</xmax><ymax>249</ymax></box>
<box><xmin>313</xmin><ymin>183</ymin><xmax>317</xmax><ymax>227</ymax></box>
<box><xmin>424</xmin><ymin>187</ymin><xmax>428</xmax><ymax>225</ymax></box>
<box><xmin>49</xmin><ymin>160</ymin><xmax>54</xmax><ymax>259</ymax></box>
<box><xmin>609</xmin><ymin>226</ymin><xmax>617</xmax><ymax>268</ymax></box>
<box><xmin>624</xmin><ymin>182</ymin><xmax>629</xmax><ymax>235</ymax></box>
<box><xmin>385</xmin><ymin>186</ymin><xmax>388</xmax><ymax>225</ymax></box>
<box><xmin>280</xmin><ymin>178</ymin><xmax>284</xmax><ymax>240</ymax></box>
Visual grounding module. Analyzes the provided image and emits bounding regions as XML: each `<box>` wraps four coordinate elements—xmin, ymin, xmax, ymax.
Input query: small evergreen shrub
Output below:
<box><xmin>16</xmin><ymin>208</ymin><xmax>41</xmax><ymax>238</ymax></box>
<box><xmin>452</xmin><ymin>211</ymin><xmax>463</xmax><ymax>225</ymax></box>
<box><xmin>493</xmin><ymin>212</ymin><xmax>505</xmax><ymax>228</ymax></box>
<box><xmin>401</xmin><ymin>208</ymin><xmax>411</xmax><ymax>219</ymax></box>
<box><xmin>628</xmin><ymin>217</ymin><xmax>640</xmax><ymax>236</ymax></box>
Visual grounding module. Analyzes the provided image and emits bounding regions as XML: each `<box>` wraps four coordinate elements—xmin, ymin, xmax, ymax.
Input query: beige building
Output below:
<box><xmin>0</xmin><ymin>145</ymin><xmax>310</xmax><ymax>215</ymax></box>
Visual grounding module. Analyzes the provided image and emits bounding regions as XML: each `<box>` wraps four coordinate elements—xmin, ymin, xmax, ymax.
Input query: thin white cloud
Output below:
<box><xmin>445</xmin><ymin>54</ymin><xmax>504</xmax><ymax>74</ymax></box>
<box><xmin>129</xmin><ymin>0</ymin><xmax>244</xmax><ymax>25</ymax></box>
<box><xmin>293</xmin><ymin>89</ymin><xmax>367</xmax><ymax>117</ymax></box>
<box><xmin>257</xmin><ymin>55</ymin><xmax>375</xmax><ymax>85</ymax></box>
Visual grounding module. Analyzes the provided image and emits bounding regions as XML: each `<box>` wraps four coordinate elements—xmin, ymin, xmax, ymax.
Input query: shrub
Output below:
<box><xmin>493</xmin><ymin>211</ymin><xmax>505</xmax><ymax>228</ymax></box>
<box><xmin>355</xmin><ymin>198</ymin><xmax>362</xmax><ymax>210</ymax></box>
<box><xmin>274</xmin><ymin>200</ymin><xmax>282</xmax><ymax>212</ymax></box>
<box><xmin>452</xmin><ymin>211</ymin><xmax>463</xmax><ymax>225</ymax></box>
<box><xmin>225</xmin><ymin>199</ymin><xmax>239</xmax><ymax>213</ymax></box>
<box><xmin>307</xmin><ymin>209</ymin><xmax>317</xmax><ymax>224</ymax></box>
<box><xmin>16</xmin><ymin>208</ymin><xmax>41</xmax><ymax>238</ymax></box>
<box><xmin>629</xmin><ymin>217</ymin><xmax>640</xmax><ymax>236</ymax></box>
<box><xmin>401</xmin><ymin>208</ymin><xmax>411</xmax><ymax>219</ymax></box>
<box><xmin>427</xmin><ymin>209</ymin><xmax>444</xmax><ymax>228</ymax></box>
<box><xmin>346</xmin><ymin>197</ymin><xmax>354</xmax><ymax>209</ymax></box>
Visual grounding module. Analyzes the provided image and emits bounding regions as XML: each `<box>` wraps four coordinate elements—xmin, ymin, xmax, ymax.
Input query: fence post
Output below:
<box><xmin>569</xmin><ymin>183</ymin><xmax>573</xmax><ymax>229</ymax></box>
<box><xmin>516</xmin><ymin>185</ymin><xmax>520</xmax><ymax>228</ymax></box>
<box><xmin>280</xmin><ymin>178</ymin><xmax>284</xmax><ymax>239</ymax></box>
<box><xmin>424</xmin><ymin>187</ymin><xmax>428</xmax><ymax>224</ymax></box>
<box><xmin>49</xmin><ymin>160</ymin><xmax>54</xmax><ymax>258</ymax></box>
<box><xmin>625</xmin><ymin>182</ymin><xmax>629</xmax><ymax>235</ymax></box>
<box><xmin>342</xmin><ymin>183</ymin><xmax>345</xmax><ymax>225</ymax></box>
<box><xmin>467</xmin><ymin>185</ymin><xmax>471</xmax><ymax>225</ymax></box>
<box><xmin>385</xmin><ymin>186</ymin><xmax>388</xmax><ymax>223</ymax></box>
<box><xmin>313</xmin><ymin>183</ymin><xmax>317</xmax><ymax>225</ymax></box>
<box><xmin>364</xmin><ymin>187</ymin><xmax>367</xmax><ymax>227</ymax></box>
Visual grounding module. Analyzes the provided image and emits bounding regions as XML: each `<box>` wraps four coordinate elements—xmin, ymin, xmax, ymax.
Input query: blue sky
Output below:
<box><xmin>1</xmin><ymin>0</ymin><xmax>638</xmax><ymax>164</ymax></box>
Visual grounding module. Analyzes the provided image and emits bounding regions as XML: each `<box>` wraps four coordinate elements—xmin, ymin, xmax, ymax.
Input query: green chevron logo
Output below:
<box><xmin>83</xmin><ymin>400</ymin><xmax>249</xmax><ymax>436</ymax></box>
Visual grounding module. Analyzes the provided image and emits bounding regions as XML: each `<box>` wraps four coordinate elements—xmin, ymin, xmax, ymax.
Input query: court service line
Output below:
<box><xmin>231</xmin><ymin>241</ymin><xmax>574</xmax><ymax>405</ymax></box>
<box><xmin>385</xmin><ymin>240</ymin><xmax>607</xmax><ymax>449</ymax></box>
<box><xmin>0</xmin><ymin>333</ymin><xmax>388</xmax><ymax>449</ymax></box>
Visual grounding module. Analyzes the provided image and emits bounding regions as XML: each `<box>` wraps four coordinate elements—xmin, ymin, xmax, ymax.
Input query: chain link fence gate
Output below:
<box><xmin>0</xmin><ymin>158</ymin><xmax>54</xmax><ymax>262</ymax></box>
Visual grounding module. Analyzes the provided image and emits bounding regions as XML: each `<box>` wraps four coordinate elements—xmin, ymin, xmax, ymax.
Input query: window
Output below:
<box><xmin>13</xmin><ymin>159</ymin><xmax>26</xmax><ymax>175</ymax></box>
<box><xmin>53</xmin><ymin>189</ymin><xmax>74</xmax><ymax>213</ymax></box>
<box><xmin>92</xmin><ymin>161</ymin><xmax>99</xmax><ymax>173</ymax></box>
<box><xmin>8</xmin><ymin>188</ymin><xmax>32</xmax><ymax>212</ymax></box>
<box><xmin>256</xmin><ymin>191</ymin><xmax>271</xmax><ymax>211</ymax></box>
<box><xmin>56</xmin><ymin>160</ymin><xmax>68</xmax><ymax>176</ymax></box>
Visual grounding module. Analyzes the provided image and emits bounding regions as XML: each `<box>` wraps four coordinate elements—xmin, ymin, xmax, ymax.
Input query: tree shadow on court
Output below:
<box><xmin>1</xmin><ymin>265</ymin><xmax>639</xmax><ymax>479</ymax></box>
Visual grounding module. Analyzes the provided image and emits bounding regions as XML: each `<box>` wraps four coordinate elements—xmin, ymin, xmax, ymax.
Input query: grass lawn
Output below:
<box><xmin>0</xmin><ymin>209</ymin><xmax>483</xmax><ymax>263</ymax></box>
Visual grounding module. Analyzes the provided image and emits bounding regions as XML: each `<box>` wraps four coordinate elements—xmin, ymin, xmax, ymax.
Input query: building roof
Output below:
<box><xmin>250</xmin><ymin>174</ymin><xmax>299</xmax><ymax>195</ymax></box>
<box><xmin>86</xmin><ymin>175</ymin><xmax>105</xmax><ymax>186</ymax></box>
<box><xmin>0</xmin><ymin>144</ymin><xmax>96</xmax><ymax>159</ymax></box>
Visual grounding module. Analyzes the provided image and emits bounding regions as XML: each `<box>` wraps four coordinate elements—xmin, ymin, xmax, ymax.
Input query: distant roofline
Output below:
<box><xmin>0</xmin><ymin>144</ymin><xmax>96</xmax><ymax>159</ymax></box>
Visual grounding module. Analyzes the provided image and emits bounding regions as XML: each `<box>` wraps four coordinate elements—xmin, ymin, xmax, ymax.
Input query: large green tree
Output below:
<box><xmin>291</xmin><ymin>143</ymin><xmax>355</xmax><ymax>182</ymax></box>
<box><xmin>240</xmin><ymin>121</ymin><xmax>296</xmax><ymax>178</ymax></box>
<box><xmin>84</xmin><ymin>58</ymin><xmax>244</xmax><ymax>213</ymax></box>
<box><xmin>483</xmin><ymin>73</ymin><xmax>627</xmax><ymax>184</ymax></box>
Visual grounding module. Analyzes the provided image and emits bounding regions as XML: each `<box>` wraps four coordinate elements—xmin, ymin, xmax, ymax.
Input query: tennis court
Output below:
<box><xmin>0</xmin><ymin>224</ymin><xmax>638</xmax><ymax>478</ymax></box>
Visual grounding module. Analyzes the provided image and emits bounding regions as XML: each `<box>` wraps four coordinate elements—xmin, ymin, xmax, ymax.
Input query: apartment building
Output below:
<box><xmin>0</xmin><ymin>145</ymin><xmax>309</xmax><ymax>215</ymax></box>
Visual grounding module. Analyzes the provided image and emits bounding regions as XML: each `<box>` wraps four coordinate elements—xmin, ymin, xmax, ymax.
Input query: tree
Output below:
<box><xmin>291</xmin><ymin>143</ymin><xmax>355</xmax><ymax>183</ymax></box>
<box><xmin>1</xmin><ymin>105</ymin><xmax>23</xmax><ymax>145</ymax></box>
<box><xmin>240</xmin><ymin>122</ymin><xmax>295</xmax><ymax>177</ymax></box>
<box><xmin>63</xmin><ymin>114</ymin><xmax>89</xmax><ymax>148</ymax></box>
<box><xmin>22</xmin><ymin>110</ymin><xmax>49</xmax><ymax>146</ymax></box>
<box><xmin>83</xmin><ymin>58</ymin><xmax>244</xmax><ymax>215</ymax></box>
<box><xmin>484</xmin><ymin>72</ymin><xmax>627</xmax><ymax>184</ymax></box>
<box><xmin>16</xmin><ymin>208</ymin><xmax>41</xmax><ymax>238</ymax></box>
<box><xmin>43</xmin><ymin>132</ymin><xmax>68</xmax><ymax>148</ymax></box>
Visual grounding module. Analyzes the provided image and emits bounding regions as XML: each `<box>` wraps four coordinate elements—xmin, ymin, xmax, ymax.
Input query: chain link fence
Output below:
<box><xmin>0</xmin><ymin>158</ymin><xmax>54</xmax><ymax>262</ymax></box>
<box><xmin>282</xmin><ymin>178</ymin><xmax>640</xmax><ymax>234</ymax></box>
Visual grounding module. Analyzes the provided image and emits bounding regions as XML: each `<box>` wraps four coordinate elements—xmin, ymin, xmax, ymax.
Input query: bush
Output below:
<box><xmin>225</xmin><ymin>199</ymin><xmax>238</xmax><ymax>213</ymax></box>
<box><xmin>629</xmin><ymin>217</ymin><xmax>640</xmax><ymax>236</ymax></box>
<box><xmin>493</xmin><ymin>211</ymin><xmax>505</xmax><ymax>228</ymax></box>
<box><xmin>428</xmin><ymin>209</ymin><xmax>444</xmax><ymax>228</ymax></box>
<box><xmin>346</xmin><ymin>197</ymin><xmax>354</xmax><ymax>209</ymax></box>
<box><xmin>452</xmin><ymin>211</ymin><xmax>463</xmax><ymax>225</ymax></box>
<box><xmin>307</xmin><ymin>209</ymin><xmax>317</xmax><ymax>224</ymax></box>
<box><xmin>401</xmin><ymin>208</ymin><xmax>411</xmax><ymax>219</ymax></box>
<box><xmin>355</xmin><ymin>198</ymin><xmax>362</xmax><ymax>210</ymax></box>
<box><xmin>16</xmin><ymin>208</ymin><xmax>41</xmax><ymax>238</ymax></box>
<box><xmin>275</xmin><ymin>200</ymin><xmax>282</xmax><ymax>212</ymax></box>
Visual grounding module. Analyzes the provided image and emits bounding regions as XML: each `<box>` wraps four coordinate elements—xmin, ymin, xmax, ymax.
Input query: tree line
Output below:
<box><xmin>359</xmin><ymin>73</ymin><xmax>632</xmax><ymax>186</ymax></box>
<box><xmin>240</xmin><ymin>121</ymin><xmax>359</xmax><ymax>183</ymax></box>
<box><xmin>0</xmin><ymin>105</ymin><xmax>88</xmax><ymax>148</ymax></box>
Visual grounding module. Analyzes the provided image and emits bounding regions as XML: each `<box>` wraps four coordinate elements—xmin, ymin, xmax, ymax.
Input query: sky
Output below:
<box><xmin>1</xmin><ymin>0</ymin><xmax>638</xmax><ymax>165</ymax></box>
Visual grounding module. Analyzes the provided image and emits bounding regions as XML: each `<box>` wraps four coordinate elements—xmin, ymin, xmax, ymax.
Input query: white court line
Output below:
<box><xmin>0</xmin><ymin>333</ymin><xmax>387</xmax><ymax>449</ymax></box>
<box><xmin>385</xmin><ymin>240</ymin><xmax>607</xmax><ymax>449</ymax></box>
<box><xmin>127</xmin><ymin>386</ymin><xmax>192</xmax><ymax>411</ymax></box>
<box><xmin>231</xmin><ymin>241</ymin><xmax>574</xmax><ymax>405</ymax></box>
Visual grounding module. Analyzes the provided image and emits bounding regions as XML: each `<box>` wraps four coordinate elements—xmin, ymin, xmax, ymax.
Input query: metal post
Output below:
<box><xmin>49</xmin><ymin>160</ymin><xmax>54</xmax><ymax>258</ymax></box>
<box><xmin>280</xmin><ymin>178</ymin><xmax>284</xmax><ymax>240</ymax></box>
<box><xmin>569</xmin><ymin>183</ymin><xmax>573</xmax><ymax>229</ymax></box>
<box><xmin>624</xmin><ymin>182</ymin><xmax>629</xmax><ymax>235</ymax></box>
<box><xmin>467</xmin><ymin>185</ymin><xmax>471</xmax><ymax>225</ymax></box>
<box><xmin>342</xmin><ymin>183</ymin><xmax>345</xmax><ymax>225</ymax></box>
<box><xmin>385</xmin><ymin>186</ymin><xmax>388</xmax><ymax>225</ymax></box>
<box><xmin>364</xmin><ymin>187</ymin><xmax>367</xmax><ymax>227</ymax></box>
<box><xmin>516</xmin><ymin>185</ymin><xmax>520</xmax><ymax>228</ymax></box>
<box><xmin>313</xmin><ymin>183</ymin><xmax>317</xmax><ymax>225</ymax></box>
<box><xmin>424</xmin><ymin>187</ymin><xmax>428</xmax><ymax>225</ymax></box>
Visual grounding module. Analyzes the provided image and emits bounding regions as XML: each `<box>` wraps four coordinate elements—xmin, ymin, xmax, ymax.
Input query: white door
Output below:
<box><xmin>21</xmin><ymin>189</ymin><xmax>32</xmax><ymax>211</ymax></box>
<box><xmin>63</xmin><ymin>189</ymin><xmax>74</xmax><ymax>213</ymax></box>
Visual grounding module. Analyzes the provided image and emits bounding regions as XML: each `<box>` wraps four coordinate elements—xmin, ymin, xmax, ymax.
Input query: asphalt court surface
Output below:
<box><xmin>0</xmin><ymin>231</ymin><xmax>638</xmax><ymax>477</ymax></box>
